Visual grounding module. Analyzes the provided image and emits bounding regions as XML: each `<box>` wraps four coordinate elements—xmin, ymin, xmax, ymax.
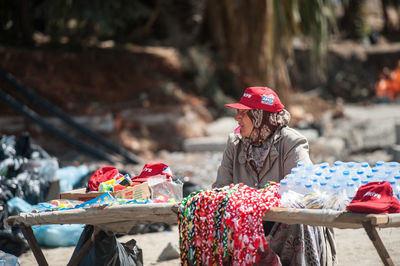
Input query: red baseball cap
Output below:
<box><xmin>225</xmin><ymin>87</ymin><xmax>284</xmax><ymax>113</ymax></box>
<box><xmin>132</xmin><ymin>162</ymin><xmax>173</xmax><ymax>182</ymax></box>
<box><xmin>346</xmin><ymin>181</ymin><xmax>400</xmax><ymax>214</ymax></box>
<box><xmin>87</xmin><ymin>166</ymin><xmax>121</xmax><ymax>192</ymax></box>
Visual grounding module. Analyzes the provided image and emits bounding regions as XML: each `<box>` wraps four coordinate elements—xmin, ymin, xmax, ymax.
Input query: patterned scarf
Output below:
<box><xmin>242</xmin><ymin>109</ymin><xmax>291</xmax><ymax>175</ymax></box>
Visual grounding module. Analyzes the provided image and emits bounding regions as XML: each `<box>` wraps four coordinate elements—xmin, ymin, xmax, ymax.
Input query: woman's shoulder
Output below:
<box><xmin>279</xmin><ymin>126</ymin><xmax>312</xmax><ymax>164</ymax></box>
<box><xmin>227</xmin><ymin>133</ymin><xmax>242</xmax><ymax>145</ymax></box>
<box><xmin>279</xmin><ymin>126</ymin><xmax>308</xmax><ymax>143</ymax></box>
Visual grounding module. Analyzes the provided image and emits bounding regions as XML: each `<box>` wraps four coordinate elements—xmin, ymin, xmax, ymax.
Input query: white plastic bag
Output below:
<box><xmin>147</xmin><ymin>175</ymin><xmax>183</xmax><ymax>203</ymax></box>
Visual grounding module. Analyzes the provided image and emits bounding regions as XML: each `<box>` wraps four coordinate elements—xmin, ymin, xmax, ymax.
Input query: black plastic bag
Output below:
<box><xmin>72</xmin><ymin>225</ymin><xmax>143</xmax><ymax>266</ymax></box>
<box><xmin>0</xmin><ymin>134</ymin><xmax>56</xmax><ymax>256</ymax></box>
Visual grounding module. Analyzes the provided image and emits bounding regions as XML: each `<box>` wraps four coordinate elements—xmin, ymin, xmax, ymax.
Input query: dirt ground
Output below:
<box><xmin>17</xmin><ymin>225</ymin><xmax>400</xmax><ymax>265</ymax></box>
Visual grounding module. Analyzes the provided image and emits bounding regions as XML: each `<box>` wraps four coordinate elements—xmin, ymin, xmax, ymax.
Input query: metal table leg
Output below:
<box><xmin>362</xmin><ymin>221</ymin><xmax>394</xmax><ymax>266</ymax></box>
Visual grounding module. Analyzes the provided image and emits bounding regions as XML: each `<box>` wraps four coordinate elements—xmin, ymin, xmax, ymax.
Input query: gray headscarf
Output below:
<box><xmin>242</xmin><ymin>109</ymin><xmax>291</xmax><ymax>175</ymax></box>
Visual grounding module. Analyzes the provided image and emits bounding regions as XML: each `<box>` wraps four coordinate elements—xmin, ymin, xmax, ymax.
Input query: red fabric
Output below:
<box><xmin>346</xmin><ymin>181</ymin><xmax>400</xmax><ymax>214</ymax></box>
<box><xmin>225</xmin><ymin>87</ymin><xmax>285</xmax><ymax>113</ymax></box>
<box><xmin>86</xmin><ymin>166</ymin><xmax>120</xmax><ymax>192</ymax></box>
<box><xmin>132</xmin><ymin>162</ymin><xmax>172</xmax><ymax>182</ymax></box>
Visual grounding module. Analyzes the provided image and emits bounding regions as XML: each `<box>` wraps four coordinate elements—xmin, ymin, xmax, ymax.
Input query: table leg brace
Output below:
<box><xmin>362</xmin><ymin>221</ymin><xmax>394</xmax><ymax>266</ymax></box>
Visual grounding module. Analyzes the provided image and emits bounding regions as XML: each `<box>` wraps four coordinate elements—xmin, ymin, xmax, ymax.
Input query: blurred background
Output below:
<box><xmin>2</xmin><ymin>1</ymin><xmax>400</xmax><ymax>265</ymax></box>
<box><xmin>1</xmin><ymin>0</ymin><xmax>400</xmax><ymax>165</ymax></box>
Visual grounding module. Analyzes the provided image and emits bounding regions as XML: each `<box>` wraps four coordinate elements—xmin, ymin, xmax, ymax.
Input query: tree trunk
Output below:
<box><xmin>339</xmin><ymin>0</ymin><xmax>366</xmax><ymax>39</ymax></box>
<box><xmin>204</xmin><ymin>0</ymin><xmax>290</xmax><ymax>101</ymax></box>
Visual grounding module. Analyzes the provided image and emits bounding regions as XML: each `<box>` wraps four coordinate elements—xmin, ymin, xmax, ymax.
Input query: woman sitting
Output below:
<box><xmin>213</xmin><ymin>87</ymin><xmax>336</xmax><ymax>265</ymax></box>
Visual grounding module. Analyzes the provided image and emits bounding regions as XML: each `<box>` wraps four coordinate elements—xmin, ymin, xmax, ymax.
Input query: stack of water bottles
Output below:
<box><xmin>279</xmin><ymin>160</ymin><xmax>400</xmax><ymax>211</ymax></box>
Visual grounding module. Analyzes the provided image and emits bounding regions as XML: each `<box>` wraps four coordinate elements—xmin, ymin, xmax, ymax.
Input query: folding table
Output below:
<box><xmin>6</xmin><ymin>204</ymin><xmax>400</xmax><ymax>266</ymax></box>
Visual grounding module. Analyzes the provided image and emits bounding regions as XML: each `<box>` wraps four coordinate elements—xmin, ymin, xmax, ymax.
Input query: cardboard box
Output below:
<box><xmin>114</xmin><ymin>182</ymin><xmax>151</xmax><ymax>201</ymax></box>
<box><xmin>60</xmin><ymin>182</ymin><xmax>151</xmax><ymax>202</ymax></box>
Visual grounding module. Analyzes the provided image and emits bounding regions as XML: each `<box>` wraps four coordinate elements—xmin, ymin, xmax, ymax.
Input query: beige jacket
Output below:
<box><xmin>213</xmin><ymin>126</ymin><xmax>312</xmax><ymax>189</ymax></box>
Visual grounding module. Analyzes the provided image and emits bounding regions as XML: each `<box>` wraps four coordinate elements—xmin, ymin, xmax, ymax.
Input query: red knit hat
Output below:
<box><xmin>225</xmin><ymin>87</ymin><xmax>284</xmax><ymax>113</ymax></box>
<box><xmin>131</xmin><ymin>162</ymin><xmax>173</xmax><ymax>182</ymax></box>
<box><xmin>346</xmin><ymin>181</ymin><xmax>400</xmax><ymax>214</ymax></box>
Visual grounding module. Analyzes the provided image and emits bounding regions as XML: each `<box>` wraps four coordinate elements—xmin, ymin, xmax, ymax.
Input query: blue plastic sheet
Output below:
<box><xmin>0</xmin><ymin>250</ymin><xmax>20</xmax><ymax>266</ymax></box>
<box><xmin>32</xmin><ymin>224</ymin><xmax>85</xmax><ymax>247</ymax></box>
<box><xmin>57</xmin><ymin>165</ymin><xmax>89</xmax><ymax>192</ymax></box>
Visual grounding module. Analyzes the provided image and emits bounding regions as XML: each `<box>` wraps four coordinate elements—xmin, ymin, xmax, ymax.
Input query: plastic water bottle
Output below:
<box><xmin>330</xmin><ymin>183</ymin><xmax>341</xmax><ymax>191</ymax></box>
<box><xmin>279</xmin><ymin>179</ymin><xmax>289</xmax><ymax>196</ymax></box>
<box><xmin>310</xmin><ymin>174</ymin><xmax>319</xmax><ymax>184</ymax></box>
<box><xmin>334</xmin><ymin>161</ymin><xmax>344</xmax><ymax>173</ymax></box>
<box><xmin>387</xmin><ymin>162</ymin><xmax>399</xmax><ymax>173</ymax></box>
<box><xmin>345</xmin><ymin>162</ymin><xmax>357</xmax><ymax>175</ymax></box>
<box><xmin>298</xmin><ymin>161</ymin><xmax>306</xmax><ymax>172</ymax></box>
<box><xmin>388</xmin><ymin>179</ymin><xmax>398</xmax><ymax>199</ymax></box>
<box><xmin>365</xmin><ymin>173</ymin><xmax>374</xmax><ymax>183</ymax></box>
<box><xmin>324</xmin><ymin>175</ymin><xmax>333</xmax><ymax>186</ymax></box>
<box><xmin>326</xmin><ymin>167</ymin><xmax>337</xmax><ymax>180</ymax></box>
<box><xmin>304</xmin><ymin>182</ymin><xmax>313</xmax><ymax>195</ymax></box>
<box><xmin>351</xmin><ymin>174</ymin><xmax>361</xmax><ymax>190</ymax></box>
<box><xmin>317</xmin><ymin>162</ymin><xmax>330</xmax><ymax>175</ymax></box>
<box><xmin>383</xmin><ymin>170</ymin><xmax>393</xmax><ymax>181</ymax></box>
<box><xmin>310</xmin><ymin>176</ymin><xmax>320</xmax><ymax>192</ymax></box>
<box><xmin>0</xmin><ymin>250</ymin><xmax>20</xmax><ymax>266</ymax></box>
<box><xmin>334</xmin><ymin>160</ymin><xmax>343</xmax><ymax>168</ymax></box>
<box><xmin>356</xmin><ymin>170</ymin><xmax>366</xmax><ymax>180</ymax></box>
<box><xmin>376</xmin><ymin>160</ymin><xmax>385</xmax><ymax>169</ymax></box>
<box><xmin>371</xmin><ymin>167</ymin><xmax>378</xmax><ymax>177</ymax></box>
<box><xmin>304</xmin><ymin>165</ymin><xmax>314</xmax><ymax>178</ymax></box>
<box><xmin>372</xmin><ymin>167</ymin><xmax>382</xmax><ymax>182</ymax></box>
<box><xmin>285</xmin><ymin>174</ymin><xmax>295</xmax><ymax>190</ymax></box>
<box><xmin>295</xmin><ymin>163</ymin><xmax>306</xmax><ymax>180</ymax></box>
<box><xmin>319</xmin><ymin>181</ymin><xmax>328</xmax><ymax>193</ymax></box>
<box><xmin>294</xmin><ymin>179</ymin><xmax>304</xmax><ymax>195</ymax></box>
<box><xmin>328</xmin><ymin>167</ymin><xmax>338</xmax><ymax>182</ymax></box>
<box><xmin>375</xmin><ymin>161</ymin><xmax>386</xmax><ymax>179</ymax></box>
<box><xmin>360</xmin><ymin>162</ymin><xmax>371</xmax><ymax>175</ymax></box>
<box><xmin>285</xmin><ymin>173</ymin><xmax>294</xmax><ymax>180</ymax></box>
<box><xmin>341</xmin><ymin>170</ymin><xmax>351</xmax><ymax>185</ymax></box>
<box><xmin>291</xmin><ymin>167</ymin><xmax>300</xmax><ymax>179</ymax></box>
<box><xmin>314</xmin><ymin>170</ymin><xmax>323</xmax><ymax>178</ymax></box>
<box><xmin>346</xmin><ymin>182</ymin><xmax>357</xmax><ymax>200</ymax></box>
<box><xmin>300</xmin><ymin>173</ymin><xmax>309</xmax><ymax>182</ymax></box>
<box><xmin>360</xmin><ymin>179</ymin><xmax>369</xmax><ymax>187</ymax></box>
<box><xmin>326</xmin><ymin>183</ymin><xmax>346</xmax><ymax>210</ymax></box>
<box><xmin>394</xmin><ymin>175</ymin><xmax>400</xmax><ymax>199</ymax></box>
<box><xmin>297</xmin><ymin>161</ymin><xmax>305</xmax><ymax>168</ymax></box>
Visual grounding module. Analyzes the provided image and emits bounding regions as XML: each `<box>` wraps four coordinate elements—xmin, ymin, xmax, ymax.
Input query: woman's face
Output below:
<box><xmin>235</xmin><ymin>110</ymin><xmax>253</xmax><ymax>137</ymax></box>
